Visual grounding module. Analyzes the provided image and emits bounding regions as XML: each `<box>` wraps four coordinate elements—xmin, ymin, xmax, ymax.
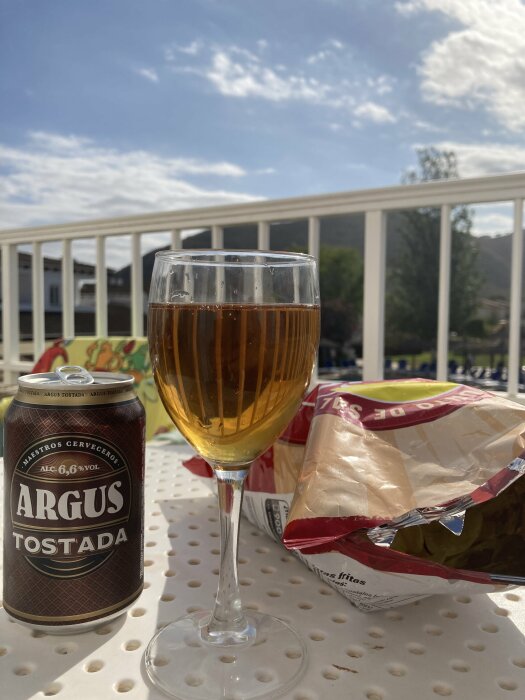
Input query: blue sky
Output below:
<box><xmin>1</xmin><ymin>0</ymin><xmax>525</xmax><ymax>258</ymax></box>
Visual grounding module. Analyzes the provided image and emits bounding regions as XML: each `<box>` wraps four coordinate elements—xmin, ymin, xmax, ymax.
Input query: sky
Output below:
<box><xmin>1</xmin><ymin>0</ymin><xmax>525</xmax><ymax>267</ymax></box>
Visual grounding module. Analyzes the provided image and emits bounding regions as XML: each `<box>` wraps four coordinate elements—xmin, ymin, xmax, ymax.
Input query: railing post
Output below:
<box><xmin>507</xmin><ymin>198</ymin><xmax>524</xmax><ymax>397</ymax></box>
<box><xmin>257</xmin><ymin>222</ymin><xmax>270</xmax><ymax>250</ymax></box>
<box><xmin>212</xmin><ymin>225</ymin><xmax>224</xmax><ymax>249</ymax></box>
<box><xmin>437</xmin><ymin>204</ymin><xmax>452</xmax><ymax>382</ymax></box>
<box><xmin>308</xmin><ymin>217</ymin><xmax>321</xmax><ymax>384</ymax></box>
<box><xmin>1</xmin><ymin>244</ymin><xmax>20</xmax><ymax>382</ymax></box>
<box><xmin>31</xmin><ymin>241</ymin><xmax>45</xmax><ymax>360</ymax></box>
<box><xmin>253</xmin><ymin>223</ymin><xmax>269</xmax><ymax>306</ymax></box>
<box><xmin>96</xmin><ymin>236</ymin><xmax>108</xmax><ymax>337</ymax></box>
<box><xmin>131</xmin><ymin>233</ymin><xmax>144</xmax><ymax>337</ymax></box>
<box><xmin>171</xmin><ymin>229</ymin><xmax>183</xmax><ymax>250</ymax></box>
<box><xmin>62</xmin><ymin>238</ymin><xmax>74</xmax><ymax>338</ymax></box>
<box><xmin>362</xmin><ymin>210</ymin><xmax>386</xmax><ymax>382</ymax></box>
<box><xmin>308</xmin><ymin>216</ymin><xmax>320</xmax><ymax>260</ymax></box>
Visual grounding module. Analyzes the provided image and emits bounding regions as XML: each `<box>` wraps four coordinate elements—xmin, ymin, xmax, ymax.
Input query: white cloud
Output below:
<box><xmin>164</xmin><ymin>40</ymin><xmax>203</xmax><ymax>61</ymax></box>
<box><xmin>178</xmin><ymin>40</ymin><xmax>202</xmax><ymax>55</ymax></box>
<box><xmin>30</xmin><ymin>132</ymin><xmax>92</xmax><ymax>151</ymax></box>
<box><xmin>136</xmin><ymin>67</ymin><xmax>159</xmax><ymax>83</ymax></box>
<box><xmin>354</xmin><ymin>101</ymin><xmax>396</xmax><ymax>124</ymax></box>
<box><xmin>396</xmin><ymin>0</ymin><xmax>525</xmax><ymax>131</ymax></box>
<box><xmin>307</xmin><ymin>50</ymin><xmax>330</xmax><ymax>65</ymax></box>
<box><xmin>168</xmin><ymin>41</ymin><xmax>396</xmax><ymax>126</ymax></box>
<box><xmin>306</xmin><ymin>39</ymin><xmax>345</xmax><ymax>66</ymax></box>
<box><xmin>471</xmin><ymin>209</ymin><xmax>514</xmax><ymax>237</ymax></box>
<box><xmin>411</xmin><ymin>119</ymin><xmax>446</xmax><ymax>133</ymax></box>
<box><xmin>0</xmin><ymin>132</ymin><xmax>259</xmax><ymax>231</ymax></box>
<box><xmin>205</xmin><ymin>49</ymin><xmax>325</xmax><ymax>102</ymax></box>
<box><xmin>433</xmin><ymin>140</ymin><xmax>525</xmax><ymax>177</ymax></box>
<box><xmin>366</xmin><ymin>75</ymin><xmax>393</xmax><ymax>96</ymax></box>
<box><xmin>328</xmin><ymin>39</ymin><xmax>345</xmax><ymax>50</ymax></box>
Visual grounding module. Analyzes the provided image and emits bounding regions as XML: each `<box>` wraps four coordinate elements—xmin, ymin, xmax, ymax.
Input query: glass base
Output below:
<box><xmin>144</xmin><ymin>610</ymin><xmax>308</xmax><ymax>700</ymax></box>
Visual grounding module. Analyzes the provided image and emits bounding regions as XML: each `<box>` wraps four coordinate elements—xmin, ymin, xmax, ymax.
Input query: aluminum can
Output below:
<box><xmin>3</xmin><ymin>370</ymin><xmax>145</xmax><ymax>633</ymax></box>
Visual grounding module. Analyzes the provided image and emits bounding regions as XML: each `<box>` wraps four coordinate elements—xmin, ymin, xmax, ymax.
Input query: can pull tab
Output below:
<box><xmin>56</xmin><ymin>365</ymin><xmax>95</xmax><ymax>385</ymax></box>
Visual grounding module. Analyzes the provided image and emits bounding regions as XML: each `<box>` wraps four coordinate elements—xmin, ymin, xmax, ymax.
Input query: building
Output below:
<box><xmin>1</xmin><ymin>252</ymin><xmax>143</xmax><ymax>339</ymax></box>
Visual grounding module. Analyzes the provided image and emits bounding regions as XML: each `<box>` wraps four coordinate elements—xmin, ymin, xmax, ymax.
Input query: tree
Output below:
<box><xmin>319</xmin><ymin>246</ymin><xmax>363</xmax><ymax>346</ymax></box>
<box><xmin>386</xmin><ymin>148</ymin><xmax>482</xmax><ymax>352</ymax></box>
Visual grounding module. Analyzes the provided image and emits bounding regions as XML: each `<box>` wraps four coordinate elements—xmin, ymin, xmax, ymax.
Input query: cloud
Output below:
<box><xmin>306</xmin><ymin>38</ymin><xmax>345</xmax><ymax>65</ymax></box>
<box><xmin>167</xmin><ymin>41</ymin><xmax>396</xmax><ymax>126</ymax></box>
<box><xmin>354</xmin><ymin>101</ymin><xmax>396</xmax><ymax>124</ymax></box>
<box><xmin>164</xmin><ymin>40</ymin><xmax>203</xmax><ymax>61</ymax></box>
<box><xmin>366</xmin><ymin>75</ymin><xmax>393</xmax><ymax>96</ymax></box>
<box><xmin>411</xmin><ymin>119</ymin><xmax>446</xmax><ymax>133</ymax></box>
<box><xmin>178</xmin><ymin>40</ymin><xmax>202</xmax><ymax>55</ymax></box>
<box><xmin>204</xmin><ymin>48</ymin><xmax>325</xmax><ymax>102</ymax></box>
<box><xmin>30</xmin><ymin>132</ymin><xmax>92</xmax><ymax>150</ymax></box>
<box><xmin>432</xmin><ymin>140</ymin><xmax>525</xmax><ymax>178</ymax></box>
<box><xmin>470</xmin><ymin>207</ymin><xmax>514</xmax><ymax>237</ymax></box>
<box><xmin>396</xmin><ymin>0</ymin><xmax>525</xmax><ymax>131</ymax></box>
<box><xmin>135</xmin><ymin>67</ymin><xmax>159</xmax><ymax>83</ymax></box>
<box><xmin>0</xmin><ymin>132</ymin><xmax>259</xmax><ymax>230</ymax></box>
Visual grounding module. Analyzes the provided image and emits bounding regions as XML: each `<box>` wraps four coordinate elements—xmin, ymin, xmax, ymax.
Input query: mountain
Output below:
<box><xmin>475</xmin><ymin>234</ymin><xmax>515</xmax><ymax>300</ymax></box>
<box><xmin>117</xmin><ymin>215</ymin><xmax>518</xmax><ymax>303</ymax></box>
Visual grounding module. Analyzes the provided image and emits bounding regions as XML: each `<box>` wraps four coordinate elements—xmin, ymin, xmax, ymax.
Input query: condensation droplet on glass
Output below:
<box><xmin>171</xmin><ymin>290</ymin><xmax>190</xmax><ymax>300</ymax></box>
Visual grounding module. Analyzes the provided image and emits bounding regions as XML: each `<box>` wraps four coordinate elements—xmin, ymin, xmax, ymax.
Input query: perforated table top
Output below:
<box><xmin>1</xmin><ymin>442</ymin><xmax>525</xmax><ymax>700</ymax></box>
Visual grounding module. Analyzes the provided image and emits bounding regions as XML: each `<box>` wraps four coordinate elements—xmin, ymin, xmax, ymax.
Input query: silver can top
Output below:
<box><xmin>15</xmin><ymin>366</ymin><xmax>137</xmax><ymax>405</ymax></box>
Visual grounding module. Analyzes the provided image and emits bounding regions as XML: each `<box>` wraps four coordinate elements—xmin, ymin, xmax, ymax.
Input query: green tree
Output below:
<box><xmin>319</xmin><ymin>246</ymin><xmax>363</xmax><ymax>346</ymax></box>
<box><xmin>387</xmin><ymin>148</ymin><xmax>482</xmax><ymax>351</ymax></box>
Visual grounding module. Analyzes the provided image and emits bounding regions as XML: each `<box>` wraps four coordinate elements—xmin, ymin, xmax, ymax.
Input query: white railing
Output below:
<box><xmin>1</xmin><ymin>172</ymin><xmax>524</xmax><ymax>393</ymax></box>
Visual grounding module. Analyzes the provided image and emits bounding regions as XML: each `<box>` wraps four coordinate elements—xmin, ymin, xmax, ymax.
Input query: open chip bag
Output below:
<box><xmin>183</xmin><ymin>379</ymin><xmax>525</xmax><ymax>611</ymax></box>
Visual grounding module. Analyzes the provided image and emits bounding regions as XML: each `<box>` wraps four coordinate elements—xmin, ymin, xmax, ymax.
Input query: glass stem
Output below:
<box><xmin>203</xmin><ymin>468</ymin><xmax>254</xmax><ymax>645</ymax></box>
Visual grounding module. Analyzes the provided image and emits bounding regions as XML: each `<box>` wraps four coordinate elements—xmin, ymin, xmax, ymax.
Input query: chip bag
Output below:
<box><xmin>184</xmin><ymin>379</ymin><xmax>525</xmax><ymax>611</ymax></box>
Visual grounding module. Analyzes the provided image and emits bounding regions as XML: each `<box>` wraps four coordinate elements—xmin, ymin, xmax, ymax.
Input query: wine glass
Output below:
<box><xmin>145</xmin><ymin>250</ymin><xmax>320</xmax><ymax>700</ymax></box>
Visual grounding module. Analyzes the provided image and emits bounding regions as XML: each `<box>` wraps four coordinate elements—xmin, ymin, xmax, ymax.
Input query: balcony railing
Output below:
<box><xmin>1</xmin><ymin>172</ymin><xmax>524</xmax><ymax>394</ymax></box>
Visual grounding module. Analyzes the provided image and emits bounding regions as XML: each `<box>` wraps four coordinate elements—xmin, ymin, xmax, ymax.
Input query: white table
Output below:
<box><xmin>1</xmin><ymin>442</ymin><xmax>525</xmax><ymax>699</ymax></box>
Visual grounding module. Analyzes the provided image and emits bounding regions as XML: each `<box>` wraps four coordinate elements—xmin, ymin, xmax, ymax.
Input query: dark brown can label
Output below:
<box><xmin>3</xmin><ymin>391</ymin><xmax>144</xmax><ymax>628</ymax></box>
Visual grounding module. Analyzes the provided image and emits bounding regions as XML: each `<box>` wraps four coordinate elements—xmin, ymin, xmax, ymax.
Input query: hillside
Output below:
<box><xmin>120</xmin><ymin>215</ymin><xmax>518</xmax><ymax>302</ymax></box>
<box><xmin>475</xmin><ymin>234</ymin><xmax>514</xmax><ymax>300</ymax></box>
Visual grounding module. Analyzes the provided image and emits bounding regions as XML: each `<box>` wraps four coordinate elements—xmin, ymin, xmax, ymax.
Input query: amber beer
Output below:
<box><xmin>3</xmin><ymin>372</ymin><xmax>145</xmax><ymax>632</ymax></box>
<box><xmin>148</xmin><ymin>302</ymin><xmax>319</xmax><ymax>466</ymax></box>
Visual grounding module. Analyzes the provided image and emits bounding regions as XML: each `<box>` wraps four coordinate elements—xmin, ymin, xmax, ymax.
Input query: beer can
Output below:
<box><xmin>3</xmin><ymin>369</ymin><xmax>145</xmax><ymax>633</ymax></box>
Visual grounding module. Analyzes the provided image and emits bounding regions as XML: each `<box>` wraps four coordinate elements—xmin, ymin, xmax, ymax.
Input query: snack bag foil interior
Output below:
<box><xmin>283</xmin><ymin>379</ymin><xmax>525</xmax><ymax>611</ymax></box>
